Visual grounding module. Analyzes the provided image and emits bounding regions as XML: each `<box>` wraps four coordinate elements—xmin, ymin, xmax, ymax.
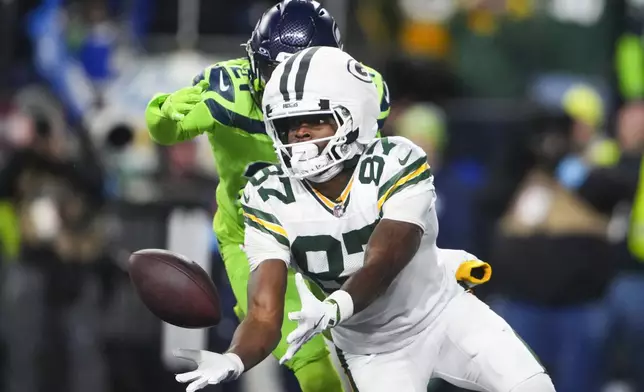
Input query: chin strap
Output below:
<box><xmin>288</xmin><ymin>139</ymin><xmax>365</xmax><ymax>182</ymax></box>
<box><xmin>306</xmin><ymin>163</ymin><xmax>343</xmax><ymax>183</ymax></box>
<box><xmin>303</xmin><ymin>142</ymin><xmax>364</xmax><ymax>183</ymax></box>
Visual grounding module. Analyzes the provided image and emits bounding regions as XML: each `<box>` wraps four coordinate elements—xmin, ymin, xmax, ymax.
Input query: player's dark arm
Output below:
<box><xmin>227</xmin><ymin>259</ymin><xmax>287</xmax><ymax>370</ymax></box>
<box><xmin>341</xmin><ymin>219</ymin><xmax>423</xmax><ymax>313</ymax></box>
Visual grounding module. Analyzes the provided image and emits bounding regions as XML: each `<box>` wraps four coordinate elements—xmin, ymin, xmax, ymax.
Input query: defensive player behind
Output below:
<box><xmin>145</xmin><ymin>2</ymin><xmax>388</xmax><ymax>391</ymax></box>
<box><xmin>145</xmin><ymin>1</ymin><xmax>488</xmax><ymax>391</ymax></box>
<box><xmin>172</xmin><ymin>47</ymin><xmax>556</xmax><ymax>392</ymax></box>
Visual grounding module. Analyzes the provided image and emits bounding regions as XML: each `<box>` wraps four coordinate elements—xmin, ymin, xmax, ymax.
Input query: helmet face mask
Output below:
<box><xmin>262</xmin><ymin>47</ymin><xmax>381</xmax><ymax>183</ymax></box>
<box><xmin>244</xmin><ymin>0</ymin><xmax>343</xmax><ymax>105</ymax></box>
<box><xmin>265</xmin><ymin>99</ymin><xmax>361</xmax><ymax>182</ymax></box>
<box><xmin>245</xmin><ymin>43</ymin><xmax>291</xmax><ymax>104</ymax></box>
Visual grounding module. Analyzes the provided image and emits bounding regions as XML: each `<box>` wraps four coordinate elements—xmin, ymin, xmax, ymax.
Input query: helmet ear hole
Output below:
<box><xmin>344</xmin><ymin>128</ymin><xmax>358</xmax><ymax>144</ymax></box>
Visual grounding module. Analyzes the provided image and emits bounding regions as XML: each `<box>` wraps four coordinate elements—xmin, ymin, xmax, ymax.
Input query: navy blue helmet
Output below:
<box><xmin>245</xmin><ymin>0</ymin><xmax>343</xmax><ymax>104</ymax></box>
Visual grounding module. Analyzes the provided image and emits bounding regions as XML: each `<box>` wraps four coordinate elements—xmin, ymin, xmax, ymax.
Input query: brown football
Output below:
<box><xmin>128</xmin><ymin>249</ymin><xmax>221</xmax><ymax>328</ymax></box>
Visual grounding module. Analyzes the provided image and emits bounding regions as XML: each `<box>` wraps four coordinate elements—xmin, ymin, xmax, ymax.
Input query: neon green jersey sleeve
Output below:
<box><xmin>145</xmin><ymin>58</ymin><xmax>258</xmax><ymax>145</ymax></box>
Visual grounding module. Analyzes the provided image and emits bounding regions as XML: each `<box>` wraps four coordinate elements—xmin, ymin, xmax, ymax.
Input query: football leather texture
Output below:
<box><xmin>128</xmin><ymin>249</ymin><xmax>221</xmax><ymax>328</ymax></box>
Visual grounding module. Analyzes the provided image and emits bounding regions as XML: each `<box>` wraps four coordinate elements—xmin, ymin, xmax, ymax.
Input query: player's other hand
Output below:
<box><xmin>161</xmin><ymin>80</ymin><xmax>209</xmax><ymax>122</ymax></box>
<box><xmin>456</xmin><ymin>260</ymin><xmax>492</xmax><ymax>289</ymax></box>
<box><xmin>174</xmin><ymin>348</ymin><xmax>244</xmax><ymax>392</ymax></box>
<box><xmin>280</xmin><ymin>273</ymin><xmax>337</xmax><ymax>365</ymax></box>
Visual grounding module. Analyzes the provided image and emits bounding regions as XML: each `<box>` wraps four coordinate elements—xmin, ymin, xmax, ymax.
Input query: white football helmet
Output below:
<box><xmin>262</xmin><ymin>46</ymin><xmax>381</xmax><ymax>182</ymax></box>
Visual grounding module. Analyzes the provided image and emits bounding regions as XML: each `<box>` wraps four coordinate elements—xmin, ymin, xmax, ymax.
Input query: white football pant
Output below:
<box><xmin>336</xmin><ymin>292</ymin><xmax>556</xmax><ymax>392</ymax></box>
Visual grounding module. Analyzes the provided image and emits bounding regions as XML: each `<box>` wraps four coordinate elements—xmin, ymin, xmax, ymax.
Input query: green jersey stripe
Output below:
<box><xmin>244</xmin><ymin>216</ymin><xmax>290</xmax><ymax>247</ymax></box>
<box><xmin>241</xmin><ymin>204</ymin><xmax>282</xmax><ymax>226</ymax></box>
<box><xmin>386</xmin><ymin>170</ymin><xmax>433</xmax><ymax>201</ymax></box>
<box><xmin>377</xmin><ymin>156</ymin><xmax>428</xmax><ymax>200</ymax></box>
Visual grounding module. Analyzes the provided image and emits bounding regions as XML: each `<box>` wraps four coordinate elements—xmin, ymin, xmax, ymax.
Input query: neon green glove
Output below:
<box><xmin>161</xmin><ymin>80</ymin><xmax>209</xmax><ymax>121</ymax></box>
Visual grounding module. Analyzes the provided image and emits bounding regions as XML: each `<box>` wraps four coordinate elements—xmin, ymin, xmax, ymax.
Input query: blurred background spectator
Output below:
<box><xmin>2</xmin><ymin>1</ymin><xmax>644</xmax><ymax>392</ymax></box>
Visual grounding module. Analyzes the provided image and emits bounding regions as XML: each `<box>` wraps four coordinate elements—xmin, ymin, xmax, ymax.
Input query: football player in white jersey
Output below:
<box><xmin>172</xmin><ymin>47</ymin><xmax>555</xmax><ymax>392</ymax></box>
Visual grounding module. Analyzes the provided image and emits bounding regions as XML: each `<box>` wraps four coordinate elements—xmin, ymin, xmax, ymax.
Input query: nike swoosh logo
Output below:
<box><xmin>243</xmin><ymin>192</ymin><xmax>250</xmax><ymax>203</ymax></box>
<box><xmin>219</xmin><ymin>71</ymin><xmax>230</xmax><ymax>92</ymax></box>
<box><xmin>398</xmin><ymin>149</ymin><xmax>412</xmax><ymax>165</ymax></box>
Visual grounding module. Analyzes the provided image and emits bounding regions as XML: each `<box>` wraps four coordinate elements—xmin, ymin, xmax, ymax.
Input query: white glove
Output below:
<box><xmin>174</xmin><ymin>349</ymin><xmax>244</xmax><ymax>392</ymax></box>
<box><xmin>279</xmin><ymin>273</ymin><xmax>339</xmax><ymax>365</ymax></box>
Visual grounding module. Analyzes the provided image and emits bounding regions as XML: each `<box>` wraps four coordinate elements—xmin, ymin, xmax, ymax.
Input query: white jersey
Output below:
<box><xmin>241</xmin><ymin>136</ymin><xmax>461</xmax><ymax>354</ymax></box>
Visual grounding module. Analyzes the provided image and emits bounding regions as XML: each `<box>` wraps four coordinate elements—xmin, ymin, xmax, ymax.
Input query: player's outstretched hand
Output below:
<box><xmin>174</xmin><ymin>349</ymin><xmax>244</xmax><ymax>392</ymax></box>
<box><xmin>161</xmin><ymin>80</ymin><xmax>209</xmax><ymax>121</ymax></box>
<box><xmin>280</xmin><ymin>273</ymin><xmax>337</xmax><ymax>365</ymax></box>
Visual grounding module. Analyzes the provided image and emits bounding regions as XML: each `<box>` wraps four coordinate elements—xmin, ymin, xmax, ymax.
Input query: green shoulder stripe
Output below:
<box><xmin>241</xmin><ymin>204</ymin><xmax>282</xmax><ymax>226</ymax></box>
<box><xmin>378</xmin><ymin>156</ymin><xmax>429</xmax><ymax>201</ymax></box>
<box><xmin>386</xmin><ymin>169</ymin><xmax>432</xmax><ymax>201</ymax></box>
<box><xmin>243</xmin><ymin>216</ymin><xmax>290</xmax><ymax>247</ymax></box>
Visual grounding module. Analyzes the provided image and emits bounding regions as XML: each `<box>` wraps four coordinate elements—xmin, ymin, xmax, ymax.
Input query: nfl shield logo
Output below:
<box><xmin>333</xmin><ymin>205</ymin><xmax>345</xmax><ymax>218</ymax></box>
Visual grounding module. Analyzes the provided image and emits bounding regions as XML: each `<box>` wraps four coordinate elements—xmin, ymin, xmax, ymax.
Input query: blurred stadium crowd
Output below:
<box><xmin>1</xmin><ymin>0</ymin><xmax>644</xmax><ymax>392</ymax></box>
